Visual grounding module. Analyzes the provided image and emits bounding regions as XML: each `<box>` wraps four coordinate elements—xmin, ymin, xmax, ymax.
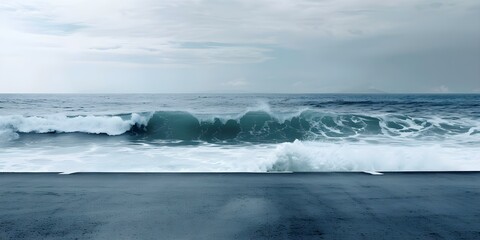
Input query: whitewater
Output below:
<box><xmin>0</xmin><ymin>94</ymin><xmax>479</xmax><ymax>172</ymax></box>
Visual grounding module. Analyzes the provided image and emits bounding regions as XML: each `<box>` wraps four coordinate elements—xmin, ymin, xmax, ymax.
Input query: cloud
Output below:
<box><xmin>432</xmin><ymin>85</ymin><xmax>450</xmax><ymax>93</ymax></box>
<box><xmin>0</xmin><ymin>0</ymin><xmax>479</xmax><ymax>93</ymax></box>
<box><xmin>223</xmin><ymin>78</ymin><xmax>249</xmax><ymax>87</ymax></box>
<box><xmin>4</xmin><ymin>0</ymin><xmax>475</xmax><ymax>66</ymax></box>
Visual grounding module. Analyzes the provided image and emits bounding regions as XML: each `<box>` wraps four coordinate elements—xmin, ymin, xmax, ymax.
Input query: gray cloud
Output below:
<box><xmin>0</xmin><ymin>0</ymin><xmax>479</xmax><ymax>93</ymax></box>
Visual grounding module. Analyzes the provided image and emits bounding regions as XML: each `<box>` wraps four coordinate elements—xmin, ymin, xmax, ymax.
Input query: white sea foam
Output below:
<box><xmin>266</xmin><ymin>140</ymin><xmax>479</xmax><ymax>172</ymax></box>
<box><xmin>0</xmin><ymin>129</ymin><xmax>19</xmax><ymax>142</ymax></box>
<box><xmin>1</xmin><ymin>94</ymin><xmax>478</xmax><ymax>173</ymax></box>
<box><xmin>0</xmin><ymin>113</ymin><xmax>150</xmax><ymax>136</ymax></box>
<box><xmin>0</xmin><ymin>110</ymin><xmax>478</xmax><ymax>143</ymax></box>
<box><xmin>1</xmin><ymin>140</ymin><xmax>478</xmax><ymax>172</ymax></box>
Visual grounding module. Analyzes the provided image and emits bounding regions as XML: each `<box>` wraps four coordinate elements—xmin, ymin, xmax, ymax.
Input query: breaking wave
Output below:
<box><xmin>0</xmin><ymin>113</ymin><xmax>149</xmax><ymax>141</ymax></box>
<box><xmin>267</xmin><ymin>140</ymin><xmax>479</xmax><ymax>172</ymax></box>
<box><xmin>1</xmin><ymin>140</ymin><xmax>479</xmax><ymax>172</ymax></box>
<box><xmin>0</xmin><ymin>110</ymin><xmax>479</xmax><ymax>143</ymax></box>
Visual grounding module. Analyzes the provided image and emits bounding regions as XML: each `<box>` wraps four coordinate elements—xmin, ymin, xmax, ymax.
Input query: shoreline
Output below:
<box><xmin>1</xmin><ymin>172</ymin><xmax>479</xmax><ymax>239</ymax></box>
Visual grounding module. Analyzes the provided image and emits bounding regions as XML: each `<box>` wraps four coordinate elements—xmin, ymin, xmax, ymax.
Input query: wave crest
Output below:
<box><xmin>131</xmin><ymin>110</ymin><xmax>479</xmax><ymax>142</ymax></box>
<box><xmin>1</xmin><ymin>110</ymin><xmax>478</xmax><ymax>143</ymax></box>
<box><xmin>266</xmin><ymin>140</ymin><xmax>476</xmax><ymax>172</ymax></box>
<box><xmin>0</xmin><ymin>113</ymin><xmax>150</xmax><ymax>136</ymax></box>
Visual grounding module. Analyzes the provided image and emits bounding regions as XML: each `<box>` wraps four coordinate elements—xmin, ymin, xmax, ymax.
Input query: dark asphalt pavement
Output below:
<box><xmin>1</xmin><ymin>172</ymin><xmax>479</xmax><ymax>239</ymax></box>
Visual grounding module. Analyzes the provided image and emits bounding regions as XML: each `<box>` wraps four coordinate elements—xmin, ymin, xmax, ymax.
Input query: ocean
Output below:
<box><xmin>0</xmin><ymin>94</ymin><xmax>479</xmax><ymax>173</ymax></box>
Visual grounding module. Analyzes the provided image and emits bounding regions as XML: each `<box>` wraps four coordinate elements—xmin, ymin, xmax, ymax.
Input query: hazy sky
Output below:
<box><xmin>0</xmin><ymin>0</ymin><xmax>479</xmax><ymax>93</ymax></box>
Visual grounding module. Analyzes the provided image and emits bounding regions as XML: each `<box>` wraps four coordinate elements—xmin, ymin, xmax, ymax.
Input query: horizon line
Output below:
<box><xmin>0</xmin><ymin>92</ymin><xmax>479</xmax><ymax>95</ymax></box>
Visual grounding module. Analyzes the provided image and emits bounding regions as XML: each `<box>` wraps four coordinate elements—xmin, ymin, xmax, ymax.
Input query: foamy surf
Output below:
<box><xmin>0</xmin><ymin>113</ymin><xmax>150</xmax><ymax>136</ymax></box>
<box><xmin>0</xmin><ymin>94</ymin><xmax>479</xmax><ymax>173</ymax></box>
<box><xmin>0</xmin><ymin>110</ymin><xmax>478</xmax><ymax>143</ymax></box>
<box><xmin>1</xmin><ymin>140</ymin><xmax>478</xmax><ymax>172</ymax></box>
<box><xmin>362</xmin><ymin>171</ymin><xmax>384</xmax><ymax>175</ymax></box>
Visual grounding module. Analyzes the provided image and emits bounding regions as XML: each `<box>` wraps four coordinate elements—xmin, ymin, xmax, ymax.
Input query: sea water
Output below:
<box><xmin>0</xmin><ymin>94</ymin><xmax>479</xmax><ymax>172</ymax></box>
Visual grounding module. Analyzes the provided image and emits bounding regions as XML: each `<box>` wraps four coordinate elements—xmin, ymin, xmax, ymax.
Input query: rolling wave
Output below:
<box><xmin>1</xmin><ymin>110</ymin><xmax>479</xmax><ymax>143</ymax></box>
<box><xmin>0</xmin><ymin>114</ymin><xmax>149</xmax><ymax>140</ymax></box>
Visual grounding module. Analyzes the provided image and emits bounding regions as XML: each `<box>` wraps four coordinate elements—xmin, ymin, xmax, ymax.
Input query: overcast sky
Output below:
<box><xmin>0</xmin><ymin>0</ymin><xmax>479</xmax><ymax>93</ymax></box>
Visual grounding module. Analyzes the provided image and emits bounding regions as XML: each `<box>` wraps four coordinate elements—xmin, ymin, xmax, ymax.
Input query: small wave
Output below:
<box><xmin>305</xmin><ymin>99</ymin><xmax>480</xmax><ymax>108</ymax></box>
<box><xmin>0</xmin><ymin>113</ymin><xmax>150</xmax><ymax>136</ymax></box>
<box><xmin>0</xmin><ymin>129</ymin><xmax>19</xmax><ymax>142</ymax></box>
